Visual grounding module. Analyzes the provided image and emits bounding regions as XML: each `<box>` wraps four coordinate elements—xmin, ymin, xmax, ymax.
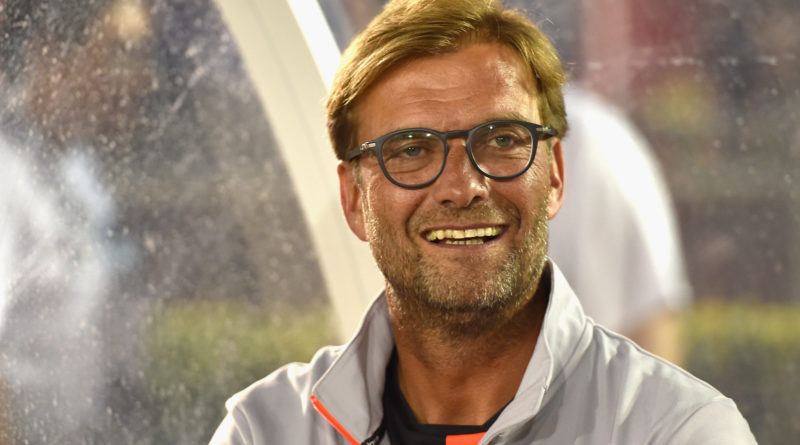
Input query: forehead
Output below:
<box><xmin>354</xmin><ymin>42</ymin><xmax>538</xmax><ymax>139</ymax></box>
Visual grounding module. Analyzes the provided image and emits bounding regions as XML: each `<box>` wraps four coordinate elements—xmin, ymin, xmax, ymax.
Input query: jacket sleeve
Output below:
<box><xmin>209</xmin><ymin>403</ymin><xmax>254</xmax><ymax>445</ymax></box>
<box><xmin>661</xmin><ymin>399</ymin><xmax>758</xmax><ymax>444</ymax></box>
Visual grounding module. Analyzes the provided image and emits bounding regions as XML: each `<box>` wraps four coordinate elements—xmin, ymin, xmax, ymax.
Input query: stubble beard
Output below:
<box><xmin>365</xmin><ymin>197</ymin><xmax>551</xmax><ymax>339</ymax></box>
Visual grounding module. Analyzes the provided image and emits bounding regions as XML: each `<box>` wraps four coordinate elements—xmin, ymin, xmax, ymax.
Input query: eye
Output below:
<box><xmin>487</xmin><ymin>131</ymin><xmax>523</xmax><ymax>149</ymax></box>
<box><xmin>385</xmin><ymin>143</ymin><xmax>428</xmax><ymax>160</ymax></box>
<box><xmin>475</xmin><ymin>122</ymin><xmax>533</xmax><ymax>151</ymax></box>
<box><xmin>492</xmin><ymin>135</ymin><xmax>513</xmax><ymax>147</ymax></box>
<box><xmin>402</xmin><ymin>146</ymin><xmax>423</xmax><ymax>157</ymax></box>
<box><xmin>383</xmin><ymin>132</ymin><xmax>438</xmax><ymax>161</ymax></box>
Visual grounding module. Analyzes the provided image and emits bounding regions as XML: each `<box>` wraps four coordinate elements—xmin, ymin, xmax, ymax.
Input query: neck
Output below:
<box><xmin>387</xmin><ymin>268</ymin><xmax>551</xmax><ymax>425</ymax></box>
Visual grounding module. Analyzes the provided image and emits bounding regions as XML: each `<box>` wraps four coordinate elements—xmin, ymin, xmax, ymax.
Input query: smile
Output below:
<box><xmin>424</xmin><ymin>226</ymin><xmax>503</xmax><ymax>245</ymax></box>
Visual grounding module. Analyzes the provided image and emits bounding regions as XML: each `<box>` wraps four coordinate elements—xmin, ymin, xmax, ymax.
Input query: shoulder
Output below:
<box><xmin>229</xmin><ymin>344</ymin><xmax>343</xmax><ymax>407</ymax></box>
<box><xmin>586</xmin><ymin>325</ymin><xmax>756</xmax><ymax>443</ymax></box>
<box><xmin>209</xmin><ymin>345</ymin><xmax>344</xmax><ymax>445</ymax></box>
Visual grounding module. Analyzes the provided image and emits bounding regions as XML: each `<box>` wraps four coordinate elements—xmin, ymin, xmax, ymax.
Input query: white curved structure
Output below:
<box><xmin>215</xmin><ymin>0</ymin><xmax>382</xmax><ymax>340</ymax></box>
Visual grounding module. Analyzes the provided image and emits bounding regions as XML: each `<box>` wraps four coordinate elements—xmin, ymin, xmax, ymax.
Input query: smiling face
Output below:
<box><xmin>338</xmin><ymin>42</ymin><xmax>565</xmax><ymax>333</ymax></box>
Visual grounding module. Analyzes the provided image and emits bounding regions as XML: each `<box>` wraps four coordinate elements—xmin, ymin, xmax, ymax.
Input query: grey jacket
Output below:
<box><xmin>210</xmin><ymin>262</ymin><xmax>756</xmax><ymax>444</ymax></box>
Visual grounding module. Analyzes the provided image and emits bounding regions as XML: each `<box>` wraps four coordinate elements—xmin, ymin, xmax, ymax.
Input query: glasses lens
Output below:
<box><xmin>470</xmin><ymin>122</ymin><xmax>535</xmax><ymax>177</ymax></box>
<box><xmin>381</xmin><ymin>131</ymin><xmax>445</xmax><ymax>186</ymax></box>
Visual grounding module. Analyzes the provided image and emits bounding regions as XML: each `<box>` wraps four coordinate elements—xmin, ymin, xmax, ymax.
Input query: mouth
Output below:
<box><xmin>423</xmin><ymin>226</ymin><xmax>504</xmax><ymax>245</ymax></box>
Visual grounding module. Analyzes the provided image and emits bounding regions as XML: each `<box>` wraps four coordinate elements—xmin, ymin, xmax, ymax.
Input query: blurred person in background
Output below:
<box><xmin>507</xmin><ymin>0</ymin><xmax>692</xmax><ymax>366</ymax></box>
<box><xmin>1</xmin><ymin>0</ymin><xmax>332</xmax><ymax>442</ymax></box>
<box><xmin>526</xmin><ymin>0</ymin><xmax>692</xmax><ymax>366</ymax></box>
<box><xmin>549</xmin><ymin>86</ymin><xmax>691</xmax><ymax>365</ymax></box>
<box><xmin>211</xmin><ymin>1</ymin><xmax>754</xmax><ymax>443</ymax></box>
<box><xmin>0</xmin><ymin>0</ymin><xmax>152</xmax><ymax>441</ymax></box>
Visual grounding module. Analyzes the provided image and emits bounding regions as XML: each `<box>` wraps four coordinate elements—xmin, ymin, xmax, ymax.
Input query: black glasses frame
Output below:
<box><xmin>345</xmin><ymin>120</ymin><xmax>556</xmax><ymax>189</ymax></box>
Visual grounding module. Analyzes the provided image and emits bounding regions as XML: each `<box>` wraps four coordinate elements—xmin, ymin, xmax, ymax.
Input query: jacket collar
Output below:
<box><xmin>484</xmin><ymin>262</ymin><xmax>592</xmax><ymax>440</ymax></box>
<box><xmin>311</xmin><ymin>260</ymin><xmax>590</xmax><ymax>443</ymax></box>
<box><xmin>311</xmin><ymin>294</ymin><xmax>394</xmax><ymax>442</ymax></box>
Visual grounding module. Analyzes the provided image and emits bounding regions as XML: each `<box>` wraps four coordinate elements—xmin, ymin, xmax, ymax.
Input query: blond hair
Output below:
<box><xmin>326</xmin><ymin>0</ymin><xmax>568</xmax><ymax>160</ymax></box>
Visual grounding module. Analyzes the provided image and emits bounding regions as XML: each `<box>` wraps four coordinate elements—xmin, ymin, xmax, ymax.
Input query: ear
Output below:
<box><xmin>547</xmin><ymin>138</ymin><xmax>565</xmax><ymax>220</ymax></box>
<box><xmin>338</xmin><ymin>162</ymin><xmax>368</xmax><ymax>241</ymax></box>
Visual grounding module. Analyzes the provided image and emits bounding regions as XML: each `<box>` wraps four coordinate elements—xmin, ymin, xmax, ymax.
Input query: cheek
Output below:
<box><xmin>500</xmin><ymin>165</ymin><xmax>551</xmax><ymax>216</ymax></box>
<box><xmin>527</xmin><ymin>156</ymin><xmax>554</xmax><ymax>196</ymax></box>
<box><xmin>528</xmin><ymin>153</ymin><xmax>552</xmax><ymax>181</ymax></box>
<box><xmin>362</xmin><ymin>181</ymin><xmax>425</xmax><ymax>237</ymax></box>
<box><xmin>361</xmin><ymin>182</ymin><xmax>401</xmax><ymax>228</ymax></box>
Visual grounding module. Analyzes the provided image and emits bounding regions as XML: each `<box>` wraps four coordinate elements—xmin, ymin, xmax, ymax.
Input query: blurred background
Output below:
<box><xmin>0</xmin><ymin>0</ymin><xmax>798</xmax><ymax>443</ymax></box>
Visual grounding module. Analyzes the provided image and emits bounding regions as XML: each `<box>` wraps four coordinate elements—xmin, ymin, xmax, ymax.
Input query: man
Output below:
<box><xmin>211</xmin><ymin>1</ymin><xmax>756</xmax><ymax>443</ymax></box>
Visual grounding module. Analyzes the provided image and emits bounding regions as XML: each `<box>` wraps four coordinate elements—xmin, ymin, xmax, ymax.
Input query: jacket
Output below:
<box><xmin>210</xmin><ymin>261</ymin><xmax>757</xmax><ymax>444</ymax></box>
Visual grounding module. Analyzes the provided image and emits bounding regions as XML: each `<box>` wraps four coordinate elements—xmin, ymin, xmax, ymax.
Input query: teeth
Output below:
<box><xmin>425</xmin><ymin>226</ymin><xmax>501</xmax><ymax>242</ymax></box>
<box><xmin>444</xmin><ymin>238</ymin><xmax>484</xmax><ymax>245</ymax></box>
<box><xmin>425</xmin><ymin>230</ymin><xmax>443</xmax><ymax>241</ymax></box>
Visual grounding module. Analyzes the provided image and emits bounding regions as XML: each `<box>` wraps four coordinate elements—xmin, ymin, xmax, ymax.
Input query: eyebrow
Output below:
<box><xmin>488</xmin><ymin>112</ymin><xmax>531</xmax><ymax>122</ymax></box>
<box><xmin>380</xmin><ymin>113</ymin><xmax>535</xmax><ymax>137</ymax></box>
<box><xmin>456</xmin><ymin>113</ymin><xmax>532</xmax><ymax>130</ymax></box>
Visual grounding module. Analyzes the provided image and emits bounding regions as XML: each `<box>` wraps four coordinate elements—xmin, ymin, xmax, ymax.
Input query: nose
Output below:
<box><xmin>429</xmin><ymin>138</ymin><xmax>489</xmax><ymax>208</ymax></box>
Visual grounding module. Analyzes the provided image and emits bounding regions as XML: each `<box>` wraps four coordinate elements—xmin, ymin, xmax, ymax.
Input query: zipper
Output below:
<box><xmin>310</xmin><ymin>395</ymin><xmax>387</xmax><ymax>445</ymax></box>
<box><xmin>311</xmin><ymin>395</ymin><xmax>361</xmax><ymax>445</ymax></box>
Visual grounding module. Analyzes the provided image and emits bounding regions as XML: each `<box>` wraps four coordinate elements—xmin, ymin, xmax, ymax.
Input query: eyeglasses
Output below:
<box><xmin>345</xmin><ymin>120</ymin><xmax>556</xmax><ymax>189</ymax></box>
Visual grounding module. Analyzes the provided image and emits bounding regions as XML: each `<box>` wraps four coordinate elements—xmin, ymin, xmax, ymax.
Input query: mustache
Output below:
<box><xmin>407</xmin><ymin>201</ymin><xmax>520</xmax><ymax>232</ymax></box>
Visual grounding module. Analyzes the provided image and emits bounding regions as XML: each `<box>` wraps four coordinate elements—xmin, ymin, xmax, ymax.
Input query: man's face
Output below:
<box><xmin>338</xmin><ymin>43</ymin><xmax>564</xmax><ymax>331</ymax></box>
